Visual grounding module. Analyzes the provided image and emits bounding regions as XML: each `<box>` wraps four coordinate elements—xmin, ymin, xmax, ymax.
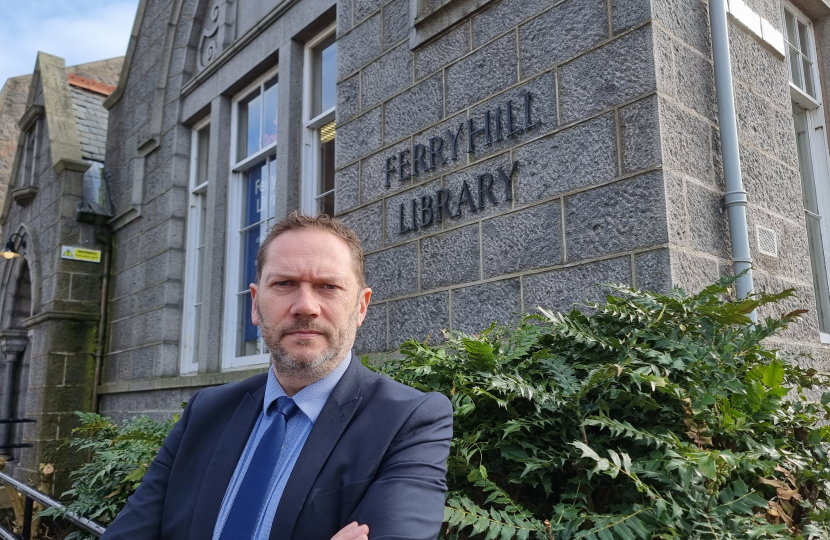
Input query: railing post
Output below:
<box><xmin>21</xmin><ymin>496</ymin><xmax>32</xmax><ymax>540</ymax></box>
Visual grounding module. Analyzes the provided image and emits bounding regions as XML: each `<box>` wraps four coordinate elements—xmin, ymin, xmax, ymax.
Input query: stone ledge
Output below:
<box><xmin>22</xmin><ymin>310</ymin><xmax>99</xmax><ymax>328</ymax></box>
<box><xmin>11</xmin><ymin>186</ymin><xmax>38</xmax><ymax>206</ymax></box>
<box><xmin>54</xmin><ymin>158</ymin><xmax>90</xmax><ymax>174</ymax></box>
<box><xmin>96</xmin><ymin>367</ymin><xmax>270</xmax><ymax>395</ymax></box>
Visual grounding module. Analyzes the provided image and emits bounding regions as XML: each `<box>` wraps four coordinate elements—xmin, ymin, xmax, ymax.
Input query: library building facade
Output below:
<box><xmin>1</xmin><ymin>0</ymin><xmax>830</xmax><ymax>485</ymax></box>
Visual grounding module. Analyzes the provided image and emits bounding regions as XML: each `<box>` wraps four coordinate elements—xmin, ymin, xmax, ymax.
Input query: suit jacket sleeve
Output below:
<box><xmin>351</xmin><ymin>391</ymin><xmax>453</xmax><ymax>540</ymax></box>
<box><xmin>100</xmin><ymin>390</ymin><xmax>199</xmax><ymax>540</ymax></box>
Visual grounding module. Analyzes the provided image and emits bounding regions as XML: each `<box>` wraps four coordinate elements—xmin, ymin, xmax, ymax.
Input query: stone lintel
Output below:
<box><xmin>22</xmin><ymin>310</ymin><xmax>99</xmax><ymax>329</ymax></box>
<box><xmin>96</xmin><ymin>366</ymin><xmax>270</xmax><ymax>395</ymax></box>
<box><xmin>17</xmin><ymin>104</ymin><xmax>45</xmax><ymax>132</ymax></box>
<box><xmin>0</xmin><ymin>329</ymin><xmax>29</xmax><ymax>354</ymax></box>
<box><xmin>11</xmin><ymin>186</ymin><xmax>38</xmax><ymax>206</ymax></box>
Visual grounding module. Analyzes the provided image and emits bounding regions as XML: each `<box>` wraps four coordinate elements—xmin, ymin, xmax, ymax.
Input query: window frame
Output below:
<box><xmin>783</xmin><ymin>1</ymin><xmax>830</xmax><ymax>343</ymax></box>
<box><xmin>181</xmin><ymin>116</ymin><xmax>211</xmax><ymax>375</ymax></box>
<box><xmin>301</xmin><ymin>23</ymin><xmax>337</xmax><ymax>216</ymax></box>
<box><xmin>783</xmin><ymin>3</ymin><xmax>822</xmax><ymax>109</ymax></box>
<box><xmin>18</xmin><ymin>119</ymin><xmax>39</xmax><ymax>188</ymax></box>
<box><xmin>222</xmin><ymin>66</ymin><xmax>280</xmax><ymax>370</ymax></box>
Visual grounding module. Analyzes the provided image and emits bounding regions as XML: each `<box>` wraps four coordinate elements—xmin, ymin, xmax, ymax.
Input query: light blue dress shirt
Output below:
<box><xmin>212</xmin><ymin>354</ymin><xmax>352</xmax><ymax>540</ymax></box>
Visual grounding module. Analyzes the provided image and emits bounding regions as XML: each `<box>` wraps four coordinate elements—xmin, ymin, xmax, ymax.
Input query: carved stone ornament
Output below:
<box><xmin>197</xmin><ymin>0</ymin><xmax>236</xmax><ymax>72</ymax></box>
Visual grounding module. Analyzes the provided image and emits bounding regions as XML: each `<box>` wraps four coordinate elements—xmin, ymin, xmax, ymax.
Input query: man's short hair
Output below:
<box><xmin>256</xmin><ymin>211</ymin><xmax>367</xmax><ymax>289</ymax></box>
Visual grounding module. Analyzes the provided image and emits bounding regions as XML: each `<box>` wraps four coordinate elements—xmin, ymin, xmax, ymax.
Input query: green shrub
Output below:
<box><xmin>372</xmin><ymin>276</ymin><xmax>830</xmax><ymax>539</ymax></box>
<box><xmin>39</xmin><ymin>413</ymin><xmax>177</xmax><ymax>540</ymax></box>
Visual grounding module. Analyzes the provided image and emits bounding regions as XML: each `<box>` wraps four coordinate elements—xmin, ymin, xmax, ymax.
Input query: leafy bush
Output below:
<box><xmin>373</xmin><ymin>276</ymin><xmax>830</xmax><ymax>539</ymax></box>
<box><xmin>40</xmin><ymin>413</ymin><xmax>177</xmax><ymax>540</ymax></box>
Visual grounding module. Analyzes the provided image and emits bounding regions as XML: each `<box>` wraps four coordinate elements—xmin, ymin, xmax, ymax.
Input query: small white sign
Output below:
<box><xmin>61</xmin><ymin>246</ymin><xmax>102</xmax><ymax>263</ymax></box>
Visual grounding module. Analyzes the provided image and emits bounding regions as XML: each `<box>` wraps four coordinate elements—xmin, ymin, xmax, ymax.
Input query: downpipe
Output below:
<box><xmin>709</xmin><ymin>0</ymin><xmax>757</xmax><ymax>322</ymax></box>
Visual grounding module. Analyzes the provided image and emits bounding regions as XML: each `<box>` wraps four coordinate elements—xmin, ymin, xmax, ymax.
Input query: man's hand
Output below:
<box><xmin>332</xmin><ymin>522</ymin><xmax>369</xmax><ymax>540</ymax></box>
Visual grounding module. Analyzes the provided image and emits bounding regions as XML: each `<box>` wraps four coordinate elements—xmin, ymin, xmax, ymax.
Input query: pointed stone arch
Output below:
<box><xmin>0</xmin><ymin>224</ymin><xmax>41</xmax><ymax>331</ymax></box>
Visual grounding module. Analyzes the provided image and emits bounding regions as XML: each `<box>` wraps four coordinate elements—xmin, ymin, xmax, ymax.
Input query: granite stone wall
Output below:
<box><xmin>336</xmin><ymin>0</ymin><xmax>671</xmax><ymax>353</ymax></box>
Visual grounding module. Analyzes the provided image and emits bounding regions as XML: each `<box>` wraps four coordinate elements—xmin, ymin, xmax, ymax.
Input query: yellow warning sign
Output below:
<box><xmin>61</xmin><ymin>246</ymin><xmax>102</xmax><ymax>263</ymax></box>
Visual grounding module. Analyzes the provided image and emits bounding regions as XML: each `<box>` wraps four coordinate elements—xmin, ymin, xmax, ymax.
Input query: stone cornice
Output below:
<box><xmin>22</xmin><ymin>310</ymin><xmax>99</xmax><ymax>328</ymax></box>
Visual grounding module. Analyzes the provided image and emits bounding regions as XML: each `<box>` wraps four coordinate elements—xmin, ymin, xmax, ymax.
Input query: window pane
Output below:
<box><xmin>244</xmin><ymin>162</ymin><xmax>267</xmax><ymax>227</ymax></box>
<box><xmin>312</xmin><ymin>35</ymin><xmax>337</xmax><ymax>117</ymax></box>
<box><xmin>798</xmin><ymin>21</ymin><xmax>810</xmax><ymax>53</ymax></box>
<box><xmin>785</xmin><ymin>10</ymin><xmax>797</xmax><ymax>46</ymax></box>
<box><xmin>196</xmin><ymin>125</ymin><xmax>210</xmax><ymax>186</ymax></box>
<box><xmin>802</xmin><ymin>57</ymin><xmax>815</xmax><ymax>98</ymax></box>
<box><xmin>238</xmin><ymin>90</ymin><xmax>262</xmax><ymax>160</ymax></box>
<box><xmin>238</xmin><ymin>290</ymin><xmax>262</xmax><ymax>356</ymax></box>
<box><xmin>268</xmin><ymin>159</ymin><xmax>277</xmax><ymax>220</ymax></box>
<box><xmin>793</xmin><ymin>104</ymin><xmax>816</xmax><ymax>211</ymax></box>
<box><xmin>263</xmin><ymin>77</ymin><xmax>279</xmax><ymax>147</ymax></box>
<box><xmin>789</xmin><ymin>46</ymin><xmax>803</xmax><ymax>89</ymax></box>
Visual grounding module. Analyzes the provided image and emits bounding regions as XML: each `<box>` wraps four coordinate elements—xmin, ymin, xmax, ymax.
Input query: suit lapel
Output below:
<box><xmin>189</xmin><ymin>383</ymin><xmax>266</xmax><ymax>540</ymax></box>
<box><xmin>269</xmin><ymin>357</ymin><xmax>365</xmax><ymax>540</ymax></box>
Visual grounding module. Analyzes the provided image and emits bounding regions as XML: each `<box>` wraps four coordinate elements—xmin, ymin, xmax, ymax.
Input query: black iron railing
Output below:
<box><xmin>0</xmin><ymin>470</ymin><xmax>106</xmax><ymax>539</ymax></box>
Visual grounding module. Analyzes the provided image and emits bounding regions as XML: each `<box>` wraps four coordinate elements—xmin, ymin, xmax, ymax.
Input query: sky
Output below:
<box><xmin>0</xmin><ymin>0</ymin><xmax>140</xmax><ymax>85</ymax></box>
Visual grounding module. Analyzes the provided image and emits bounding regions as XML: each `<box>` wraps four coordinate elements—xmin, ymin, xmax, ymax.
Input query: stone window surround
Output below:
<box><xmin>222</xmin><ymin>66</ymin><xmax>281</xmax><ymax>371</ymax></box>
<box><xmin>10</xmin><ymin>106</ymin><xmax>44</xmax><ymax>206</ymax></box>
<box><xmin>300</xmin><ymin>22</ymin><xmax>338</xmax><ymax>215</ymax></box>
<box><xmin>181</xmin><ymin>116</ymin><xmax>212</xmax><ymax>375</ymax></box>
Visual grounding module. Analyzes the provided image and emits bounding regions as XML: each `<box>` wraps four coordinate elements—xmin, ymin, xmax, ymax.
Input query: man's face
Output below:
<box><xmin>250</xmin><ymin>229</ymin><xmax>371</xmax><ymax>383</ymax></box>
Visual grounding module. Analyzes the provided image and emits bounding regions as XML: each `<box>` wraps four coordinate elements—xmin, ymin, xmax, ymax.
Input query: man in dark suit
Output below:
<box><xmin>101</xmin><ymin>212</ymin><xmax>453</xmax><ymax>540</ymax></box>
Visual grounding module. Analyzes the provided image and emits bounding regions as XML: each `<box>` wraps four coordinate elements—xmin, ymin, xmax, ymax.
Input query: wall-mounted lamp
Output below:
<box><xmin>0</xmin><ymin>234</ymin><xmax>25</xmax><ymax>260</ymax></box>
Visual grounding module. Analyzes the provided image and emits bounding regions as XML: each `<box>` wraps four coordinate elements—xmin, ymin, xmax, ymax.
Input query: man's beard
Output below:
<box><xmin>256</xmin><ymin>301</ymin><xmax>358</xmax><ymax>382</ymax></box>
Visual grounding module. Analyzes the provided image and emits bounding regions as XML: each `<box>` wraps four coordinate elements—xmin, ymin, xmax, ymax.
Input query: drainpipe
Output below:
<box><xmin>91</xmin><ymin>244</ymin><xmax>110</xmax><ymax>414</ymax></box>
<box><xmin>709</xmin><ymin>0</ymin><xmax>756</xmax><ymax>320</ymax></box>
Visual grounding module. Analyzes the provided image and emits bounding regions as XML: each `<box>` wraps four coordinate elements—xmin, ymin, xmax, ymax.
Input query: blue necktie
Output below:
<box><xmin>219</xmin><ymin>396</ymin><xmax>298</xmax><ymax>540</ymax></box>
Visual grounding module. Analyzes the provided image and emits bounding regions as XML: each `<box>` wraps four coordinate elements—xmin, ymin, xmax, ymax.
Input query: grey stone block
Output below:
<box><xmin>754</xmin><ymin>273</ymin><xmax>820</xmax><ymax>343</ymax></box>
<box><xmin>338</xmin><ymin>201</ymin><xmax>383</xmax><ymax>252</ymax></box>
<box><xmin>523</xmin><ymin>256</ymin><xmax>632</xmax><ymax>314</ymax></box>
<box><xmin>443</xmin><ymin>153</ymin><xmax>516</xmax><ymax>227</ymax></box>
<box><xmin>384</xmin><ymin>73</ymin><xmax>444</xmax><ymax>143</ymax></box>
<box><xmin>653</xmin><ymin>0</ymin><xmax>710</xmax><ymax>55</ymax></box>
<box><xmin>519</xmin><ymin>0</ymin><xmax>609</xmax><ymax>78</ymax></box>
<box><xmin>740</xmin><ymin>144</ymin><xmax>802</xmax><ymax>222</ymax></box>
<box><xmin>686</xmin><ymin>181</ymin><xmax>727</xmax><ymax>259</ymax></box>
<box><xmin>446</xmin><ymin>33</ymin><xmax>517</xmax><ymax>114</ymax></box>
<box><xmin>515</xmin><ymin>113</ymin><xmax>617</xmax><ymax>204</ymax></box>
<box><xmin>421</xmin><ymin>224</ymin><xmax>481</xmax><ymax>290</ymax></box>
<box><xmin>482</xmin><ymin>200</ymin><xmax>562</xmax><ymax>278</ymax></box>
<box><xmin>361</xmin><ymin>139</ymin><xmax>412</xmax><ymax>204</ymax></box>
<box><xmin>338</xmin><ymin>0</ymin><xmax>353</xmax><ymax>37</ymax></box>
<box><xmin>659</xmin><ymin>97</ymin><xmax>715</xmax><ymax>184</ymax></box>
<box><xmin>389</xmin><ymin>292</ymin><xmax>449</xmax><ymax>347</ymax></box>
<box><xmin>383</xmin><ymin>0</ymin><xmax>409</xmax><ymax>51</ymax></box>
<box><xmin>728</xmin><ymin>26</ymin><xmax>790</xmax><ymax>110</ymax></box>
<box><xmin>338</xmin><ymin>13</ymin><xmax>381</xmax><ymax>80</ymax></box>
<box><xmin>336</xmin><ymin>106</ymin><xmax>383</xmax><ymax>167</ymax></box>
<box><xmin>619</xmin><ymin>95</ymin><xmax>661</xmax><ymax>174</ymax></box>
<box><xmin>409</xmin><ymin>112</ymin><xmax>469</xmax><ymax>184</ymax></box>
<box><xmin>415</xmin><ymin>23</ymin><xmax>471</xmax><ymax>80</ymax></box>
<box><xmin>335</xmin><ymin>161</ymin><xmax>360</xmax><ymax>214</ymax></box>
<box><xmin>612</xmin><ymin>0</ymin><xmax>651</xmax><ymax>33</ymax></box>
<box><xmin>664</xmin><ymin>171</ymin><xmax>688</xmax><ymax>246</ymax></box>
<box><xmin>361</xmin><ymin>43</ymin><xmax>413</xmax><ymax>109</ymax></box>
<box><xmin>364</xmin><ymin>241</ymin><xmax>419</xmax><ymax>300</ymax></box>
<box><xmin>354</xmin><ymin>0</ymin><xmax>384</xmax><ymax>24</ymax></box>
<box><xmin>384</xmin><ymin>180</ymin><xmax>442</xmax><ymax>245</ymax></box>
<box><xmin>354</xmin><ymin>303</ymin><xmax>387</xmax><ymax>354</ymax></box>
<box><xmin>566</xmin><ymin>171</ymin><xmax>668</xmax><ymax>261</ymax></box>
<box><xmin>673</xmin><ymin>41</ymin><xmax>715</xmax><ymax>121</ymax></box>
<box><xmin>468</xmin><ymin>70</ymin><xmax>558</xmax><ymax>161</ymax></box>
<box><xmin>337</xmin><ymin>74</ymin><xmax>360</xmax><ymax>124</ymax></box>
<box><xmin>669</xmin><ymin>249</ymin><xmax>719</xmax><ymax>294</ymax></box>
<box><xmin>635</xmin><ymin>248</ymin><xmax>671</xmax><ymax>292</ymax></box>
<box><xmin>559</xmin><ymin>25</ymin><xmax>656</xmax><ymax>124</ymax></box>
<box><xmin>452</xmin><ymin>279</ymin><xmax>521</xmax><ymax>334</ymax></box>
<box><xmin>472</xmin><ymin>0</ymin><xmax>549</xmax><ymax>48</ymax></box>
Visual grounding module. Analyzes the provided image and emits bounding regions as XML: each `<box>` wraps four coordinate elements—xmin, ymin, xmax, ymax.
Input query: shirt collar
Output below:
<box><xmin>264</xmin><ymin>352</ymin><xmax>352</xmax><ymax>424</ymax></box>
